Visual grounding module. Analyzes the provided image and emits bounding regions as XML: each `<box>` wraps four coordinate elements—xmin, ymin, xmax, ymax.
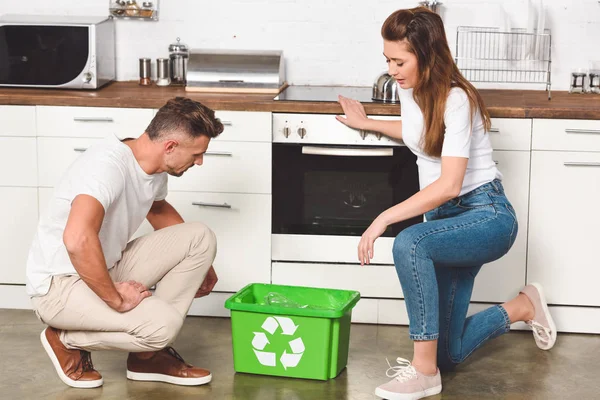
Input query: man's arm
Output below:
<box><xmin>63</xmin><ymin>195</ymin><xmax>151</xmax><ymax>312</ymax></box>
<box><xmin>146</xmin><ymin>199</ymin><xmax>184</xmax><ymax>230</ymax></box>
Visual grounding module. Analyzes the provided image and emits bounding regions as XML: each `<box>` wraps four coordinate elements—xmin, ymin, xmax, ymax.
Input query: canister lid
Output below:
<box><xmin>169</xmin><ymin>37</ymin><xmax>189</xmax><ymax>55</ymax></box>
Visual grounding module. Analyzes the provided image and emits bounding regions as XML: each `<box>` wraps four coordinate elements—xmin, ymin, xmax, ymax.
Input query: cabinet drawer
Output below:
<box><xmin>0</xmin><ymin>187</ymin><xmax>38</xmax><ymax>284</ymax></box>
<box><xmin>528</xmin><ymin>151</ymin><xmax>600</xmax><ymax>306</ymax></box>
<box><xmin>0</xmin><ymin>106</ymin><xmax>36</xmax><ymax>137</ymax></box>
<box><xmin>36</xmin><ymin>106</ymin><xmax>153</xmax><ymax>138</ymax></box>
<box><xmin>214</xmin><ymin>111</ymin><xmax>271</xmax><ymax>142</ymax></box>
<box><xmin>0</xmin><ymin>137</ymin><xmax>37</xmax><ymax>187</ymax></box>
<box><xmin>37</xmin><ymin>137</ymin><xmax>103</xmax><ymax>187</ymax></box>
<box><xmin>272</xmin><ymin>262</ymin><xmax>402</xmax><ymax>298</ymax></box>
<box><xmin>533</xmin><ymin>119</ymin><xmax>600</xmax><ymax>151</ymax></box>
<box><xmin>133</xmin><ymin>191</ymin><xmax>271</xmax><ymax>292</ymax></box>
<box><xmin>168</xmin><ymin>141</ymin><xmax>271</xmax><ymax>194</ymax></box>
<box><xmin>488</xmin><ymin>118</ymin><xmax>532</xmax><ymax>151</ymax></box>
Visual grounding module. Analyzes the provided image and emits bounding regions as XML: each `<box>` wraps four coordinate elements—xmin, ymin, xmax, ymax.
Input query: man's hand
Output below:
<box><xmin>114</xmin><ymin>280</ymin><xmax>152</xmax><ymax>313</ymax></box>
<box><xmin>195</xmin><ymin>266</ymin><xmax>218</xmax><ymax>298</ymax></box>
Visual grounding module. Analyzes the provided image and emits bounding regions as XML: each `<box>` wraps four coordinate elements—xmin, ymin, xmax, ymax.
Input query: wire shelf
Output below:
<box><xmin>455</xmin><ymin>26</ymin><xmax>552</xmax><ymax>99</ymax></box>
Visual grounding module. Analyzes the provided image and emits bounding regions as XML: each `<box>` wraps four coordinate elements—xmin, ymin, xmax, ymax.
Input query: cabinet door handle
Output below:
<box><xmin>73</xmin><ymin>117</ymin><xmax>114</xmax><ymax>123</ymax></box>
<box><xmin>192</xmin><ymin>201</ymin><xmax>232</xmax><ymax>209</ymax></box>
<box><xmin>220</xmin><ymin>120</ymin><xmax>233</xmax><ymax>126</ymax></box>
<box><xmin>73</xmin><ymin>147</ymin><xmax>88</xmax><ymax>152</ymax></box>
<box><xmin>563</xmin><ymin>161</ymin><xmax>600</xmax><ymax>167</ymax></box>
<box><xmin>565</xmin><ymin>128</ymin><xmax>600</xmax><ymax>135</ymax></box>
<box><xmin>493</xmin><ymin>160</ymin><xmax>499</xmax><ymax>165</ymax></box>
<box><xmin>488</xmin><ymin>127</ymin><xmax>500</xmax><ymax>133</ymax></box>
<box><xmin>205</xmin><ymin>151</ymin><xmax>233</xmax><ymax>157</ymax></box>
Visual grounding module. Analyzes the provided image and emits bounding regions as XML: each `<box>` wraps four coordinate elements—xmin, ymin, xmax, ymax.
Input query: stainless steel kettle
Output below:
<box><xmin>372</xmin><ymin>72</ymin><xmax>400</xmax><ymax>103</ymax></box>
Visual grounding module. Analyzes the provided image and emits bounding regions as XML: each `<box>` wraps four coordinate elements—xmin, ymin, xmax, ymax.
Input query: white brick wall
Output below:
<box><xmin>1</xmin><ymin>0</ymin><xmax>599</xmax><ymax>90</ymax></box>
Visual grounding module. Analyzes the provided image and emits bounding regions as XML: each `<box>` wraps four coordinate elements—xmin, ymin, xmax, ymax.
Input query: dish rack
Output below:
<box><xmin>455</xmin><ymin>26</ymin><xmax>552</xmax><ymax>99</ymax></box>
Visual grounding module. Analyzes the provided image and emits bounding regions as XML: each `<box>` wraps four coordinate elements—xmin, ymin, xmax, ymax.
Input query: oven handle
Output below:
<box><xmin>301</xmin><ymin>146</ymin><xmax>394</xmax><ymax>157</ymax></box>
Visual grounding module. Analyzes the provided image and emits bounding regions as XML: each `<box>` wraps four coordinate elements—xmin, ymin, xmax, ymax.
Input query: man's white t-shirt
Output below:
<box><xmin>26</xmin><ymin>134</ymin><xmax>168</xmax><ymax>297</ymax></box>
<box><xmin>399</xmin><ymin>86</ymin><xmax>502</xmax><ymax>196</ymax></box>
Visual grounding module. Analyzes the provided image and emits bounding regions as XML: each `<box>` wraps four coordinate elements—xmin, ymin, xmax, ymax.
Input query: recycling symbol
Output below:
<box><xmin>252</xmin><ymin>316</ymin><xmax>305</xmax><ymax>370</ymax></box>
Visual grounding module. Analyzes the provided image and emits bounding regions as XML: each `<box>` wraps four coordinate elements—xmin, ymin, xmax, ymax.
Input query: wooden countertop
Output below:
<box><xmin>1</xmin><ymin>81</ymin><xmax>600</xmax><ymax>119</ymax></box>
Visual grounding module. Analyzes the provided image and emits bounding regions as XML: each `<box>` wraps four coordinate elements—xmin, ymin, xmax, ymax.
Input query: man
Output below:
<box><xmin>26</xmin><ymin>97</ymin><xmax>224</xmax><ymax>388</ymax></box>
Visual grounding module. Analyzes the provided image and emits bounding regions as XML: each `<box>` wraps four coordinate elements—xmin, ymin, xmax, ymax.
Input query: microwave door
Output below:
<box><xmin>0</xmin><ymin>25</ymin><xmax>89</xmax><ymax>86</ymax></box>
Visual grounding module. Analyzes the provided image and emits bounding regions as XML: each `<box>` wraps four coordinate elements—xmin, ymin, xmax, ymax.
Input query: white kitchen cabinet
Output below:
<box><xmin>36</xmin><ymin>106</ymin><xmax>153</xmax><ymax>138</ymax></box>
<box><xmin>471</xmin><ymin>150</ymin><xmax>530</xmax><ymax>302</ymax></box>
<box><xmin>0</xmin><ymin>137</ymin><xmax>37</xmax><ymax>187</ymax></box>
<box><xmin>132</xmin><ymin>191</ymin><xmax>272</xmax><ymax>293</ymax></box>
<box><xmin>0</xmin><ymin>187</ymin><xmax>38</xmax><ymax>284</ymax></box>
<box><xmin>488</xmin><ymin>118</ymin><xmax>532</xmax><ymax>151</ymax></box>
<box><xmin>0</xmin><ymin>106</ymin><xmax>36</xmax><ymax>137</ymax></box>
<box><xmin>168</xmin><ymin>141</ymin><xmax>271</xmax><ymax>194</ymax></box>
<box><xmin>37</xmin><ymin>137</ymin><xmax>103</xmax><ymax>187</ymax></box>
<box><xmin>214</xmin><ymin>111</ymin><xmax>272</xmax><ymax>142</ymax></box>
<box><xmin>533</xmin><ymin>119</ymin><xmax>600</xmax><ymax>152</ymax></box>
<box><xmin>528</xmin><ymin>151</ymin><xmax>600</xmax><ymax>307</ymax></box>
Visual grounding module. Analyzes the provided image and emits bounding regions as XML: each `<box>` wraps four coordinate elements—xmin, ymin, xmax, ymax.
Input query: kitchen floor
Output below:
<box><xmin>1</xmin><ymin>309</ymin><xmax>599</xmax><ymax>400</ymax></box>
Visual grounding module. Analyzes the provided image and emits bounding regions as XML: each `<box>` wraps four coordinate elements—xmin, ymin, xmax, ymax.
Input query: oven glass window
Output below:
<box><xmin>0</xmin><ymin>25</ymin><xmax>89</xmax><ymax>85</ymax></box>
<box><xmin>273</xmin><ymin>144</ymin><xmax>422</xmax><ymax>237</ymax></box>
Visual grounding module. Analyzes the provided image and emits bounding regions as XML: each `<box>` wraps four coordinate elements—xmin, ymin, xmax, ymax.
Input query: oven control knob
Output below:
<box><xmin>82</xmin><ymin>72</ymin><xmax>93</xmax><ymax>83</ymax></box>
<box><xmin>359</xmin><ymin>129</ymin><xmax>367</xmax><ymax>140</ymax></box>
<box><xmin>297</xmin><ymin>127</ymin><xmax>306</xmax><ymax>139</ymax></box>
<box><xmin>283</xmin><ymin>127</ymin><xmax>290</xmax><ymax>138</ymax></box>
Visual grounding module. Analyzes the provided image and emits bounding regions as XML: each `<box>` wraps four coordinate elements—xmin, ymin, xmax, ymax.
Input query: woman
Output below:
<box><xmin>336</xmin><ymin>7</ymin><xmax>557</xmax><ymax>400</ymax></box>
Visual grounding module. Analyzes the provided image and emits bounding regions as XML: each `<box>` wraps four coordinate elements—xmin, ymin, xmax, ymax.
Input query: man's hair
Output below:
<box><xmin>146</xmin><ymin>97</ymin><xmax>224</xmax><ymax>141</ymax></box>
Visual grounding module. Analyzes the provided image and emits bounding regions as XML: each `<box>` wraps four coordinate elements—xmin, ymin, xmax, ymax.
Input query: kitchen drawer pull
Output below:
<box><xmin>205</xmin><ymin>151</ymin><xmax>233</xmax><ymax>157</ymax></box>
<box><xmin>192</xmin><ymin>201</ymin><xmax>232</xmax><ymax>209</ymax></box>
<box><xmin>73</xmin><ymin>147</ymin><xmax>88</xmax><ymax>152</ymax></box>
<box><xmin>220</xmin><ymin>120</ymin><xmax>233</xmax><ymax>126</ymax></box>
<box><xmin>565</xmin><ymin>128</ymin><xmax>600</xmax><ymax>135</ymax></box>
<box><xmin>73</xmin><ymin>117</ymin><xmax>114</xmax><ymax>123</ymax></box>
<box><xmin>488</xmin><ymin>127</ymin><xmax>500</xmax><ymax>133</ymax></box>
<box><xmin>493</xmin><ymin>160</ymin><xmax>499</xmax><ymax>165</ymax></box>
<box><xmin>302</xmin><ymin>146</ymin><xmax>393</xmax><ymax>157</ymax></box>
<box><xmin>563</xmin><ymin>161</ymin><xmax>600</xmax><ymax>167</ymax></box>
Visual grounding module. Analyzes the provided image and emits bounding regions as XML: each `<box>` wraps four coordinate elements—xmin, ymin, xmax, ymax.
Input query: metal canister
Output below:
<box><xmin>139</xmin><ymin>58</ymin><xmax>151</xmax><ymax>86</ymax></box>
<box><xmin>156</xmin><ymin>58</ymin><xmax>170</xmax><ymax>86</ymax></box>
<box><xmin>169</xmin><ymin>37</ymin><xmax>189</xmax><ymax>85</ymax></box>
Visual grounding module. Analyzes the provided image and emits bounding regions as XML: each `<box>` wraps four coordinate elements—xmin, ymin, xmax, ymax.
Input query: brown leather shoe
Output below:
<box><xmin>127</xmin><ymin>347</ymin><xmax>212</xmax><ymax>386</ymax></box>
<box><xmin>40</xmin><ymin>327</ymin><xmax>103</xmax><ymax>388</ymax></box>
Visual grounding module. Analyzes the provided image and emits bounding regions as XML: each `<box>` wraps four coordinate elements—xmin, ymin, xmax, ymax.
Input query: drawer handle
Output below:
<box><xmin>493</xmin><ymin>160</ymin><xmax>499</xmax><ymax>165</ymax></box>
<box><xmin>220</xmin><ymin>120</ymin><xmax>233</xmax><ymax>126</ymax></box>
<box><xmin>205</xmin><ymin>151</ymin><xmax>233</xmax><ymax>157</ymax></box>
<box><xmin>73</xmin><ymin>117</ymin><xmax>114</xmax><ymax>123</ymax></box>
<box><xmin>488</xmin><ymin>127</ymin><xmax>500</xmax><ymax>133</ymax></box>
<box><xmin>73</xmin><ymin>147</ymin><xmax>88</xmax><ymax>152</ymax></box>
<box><xmin>563</xmin><ymin>162</ymin><xmax>600</xmax><ymax>167</ymax></box>
<box><xmin>192</xmin><ymin>201</ymin><xmax>232</xmax><ymax>209</ymax></box>
<box><xmin>565</xmin><ymin>129</ymin><xmax>600</xmax><ymax>135</ymax></box>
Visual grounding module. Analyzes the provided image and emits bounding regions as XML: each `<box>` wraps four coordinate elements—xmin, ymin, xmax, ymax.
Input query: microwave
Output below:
<box><xmin>0</xmin><ymin>15</ymin><xmax>116</xmax><ymax>89</ymax></box>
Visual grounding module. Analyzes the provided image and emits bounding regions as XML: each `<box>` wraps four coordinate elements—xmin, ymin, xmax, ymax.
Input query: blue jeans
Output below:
<box><xmin>393</xmin><ymin>179</ymin><xmax>518</xmax><ymax>371</ymax></box>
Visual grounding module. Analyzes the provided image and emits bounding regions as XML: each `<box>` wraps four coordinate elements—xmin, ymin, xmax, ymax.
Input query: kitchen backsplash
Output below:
<box><xmin>1</xmin><ymin>0</ymin><xmax>599</xmax><ymax>90</ymax></box>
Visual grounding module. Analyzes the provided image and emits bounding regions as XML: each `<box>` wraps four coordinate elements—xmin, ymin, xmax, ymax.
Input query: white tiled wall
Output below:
<box><xmin>1</xmin><ymin>0</ymin><xmax>599</xmax><ymax>90</ymax></box>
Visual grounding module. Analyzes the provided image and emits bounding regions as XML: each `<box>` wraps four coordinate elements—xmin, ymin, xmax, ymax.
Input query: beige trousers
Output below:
<box><xmin>31</xmin><ymin>222</ymin><xmax>217</xmax><ymax>352</ymax></box>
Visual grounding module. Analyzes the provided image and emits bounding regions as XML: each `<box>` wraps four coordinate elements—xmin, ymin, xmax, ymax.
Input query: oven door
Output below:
<box><xmin>272</xmin><ymin>143</ymin><xmax>421</xmax><ymax>264</ymax></box>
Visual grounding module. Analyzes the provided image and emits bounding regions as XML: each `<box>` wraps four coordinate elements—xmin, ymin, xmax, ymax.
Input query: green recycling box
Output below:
<box><xmin>224</xmin><ymin>283</ymin><xmax>360</xmax><ymax>380</ymax></box>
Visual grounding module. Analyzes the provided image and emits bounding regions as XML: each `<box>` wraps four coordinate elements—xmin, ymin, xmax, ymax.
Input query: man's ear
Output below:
<box><xmin>164</xmin><ymin>139</ymin><xmax>178</xmax><ymax>154</ymax></box>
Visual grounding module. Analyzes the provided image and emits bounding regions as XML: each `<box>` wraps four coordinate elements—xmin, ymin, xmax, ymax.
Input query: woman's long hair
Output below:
<box><xmin>382</xmin><ymin>7</ymin><xmax>491</xmax><ymax>157</ymax></box>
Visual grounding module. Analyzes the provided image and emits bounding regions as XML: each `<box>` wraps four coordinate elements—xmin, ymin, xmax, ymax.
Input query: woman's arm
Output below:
<box><xmin>357</xmin><ymin>156</ymin><xmax>468</xmax><ymax>265</ymax></box>
<box><xmin>336</xmin><ymin>95</ymin><xmax>403</xmax><ymax>140</ymax></box>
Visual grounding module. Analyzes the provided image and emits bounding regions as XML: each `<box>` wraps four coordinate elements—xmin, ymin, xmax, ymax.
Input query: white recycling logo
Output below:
<box><xmin>252</xmin><ymin>316</ymin><xmax>305</xmax><ymax>370</ymax></box>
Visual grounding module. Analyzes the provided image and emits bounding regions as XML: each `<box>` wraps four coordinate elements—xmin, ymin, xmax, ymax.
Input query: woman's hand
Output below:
<box><xmin>336</xmin><ymin>95</ymin><xmax>370</xmax><ymax>130</ymax></box>
<box><xmin>358</xmin><ymin>217</ymin><xmax>389</xmax><ymax>265</ymax></box>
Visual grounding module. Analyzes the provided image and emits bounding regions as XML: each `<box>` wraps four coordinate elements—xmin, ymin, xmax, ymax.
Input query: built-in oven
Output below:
<box><xmin>272</xmin><ymin>113</ymin><xmax>421</xmax><ymax>265</ymax></box>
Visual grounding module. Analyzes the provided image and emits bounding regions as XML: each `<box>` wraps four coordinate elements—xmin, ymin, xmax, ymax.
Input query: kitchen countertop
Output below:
<box><xmin>1</xmin><ymin>81</ymin><xmax>600</xmax><ymax>119</ymax></box>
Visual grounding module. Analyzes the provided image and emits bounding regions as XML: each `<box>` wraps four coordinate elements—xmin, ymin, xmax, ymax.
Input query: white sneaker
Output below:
<box><xmin>374</xmin><ymin>357</ymin><xmax>442</xmax><ymax>400</ymax></box>
<box><xmin>520</xmin><ymin>282</ymin><xmax>557</xmax><ymax>350</ymax></box>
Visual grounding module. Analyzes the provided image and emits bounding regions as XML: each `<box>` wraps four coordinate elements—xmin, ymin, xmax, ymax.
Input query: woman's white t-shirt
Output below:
<box><xmin>399</xmin><ymin>86</ymin><xmax>502</xmax><ymax>196</ymax></box>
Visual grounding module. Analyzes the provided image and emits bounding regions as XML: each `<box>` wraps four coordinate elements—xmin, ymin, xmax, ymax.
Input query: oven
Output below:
<box><xmin>272</xmin><ymin>113</ymin><xmax>421</xmax><ymax>265</ymax></box>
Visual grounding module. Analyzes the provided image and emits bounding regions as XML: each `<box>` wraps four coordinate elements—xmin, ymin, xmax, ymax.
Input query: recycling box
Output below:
<box><xmin>224</xmin><ymin>283</ymin><xmax>360</xmax><ymax>380</ymax></box>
